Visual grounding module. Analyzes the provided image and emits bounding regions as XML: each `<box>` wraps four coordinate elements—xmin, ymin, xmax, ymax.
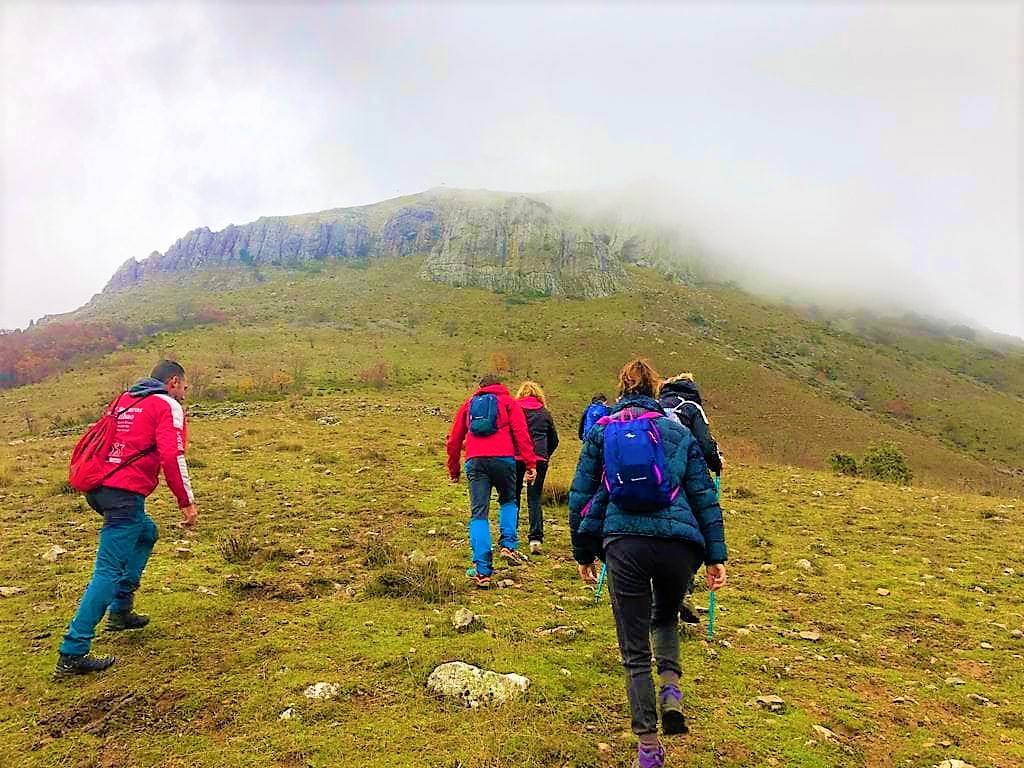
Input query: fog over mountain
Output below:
<box><xmin>1</xmin><ymin>2</ymin><xmax>1020</xmax><ymax>335</ymax></box>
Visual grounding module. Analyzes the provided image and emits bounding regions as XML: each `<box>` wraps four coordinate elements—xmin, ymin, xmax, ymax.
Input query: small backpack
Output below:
<box><xmin>68</xmin><ymin>393</ymin><xmax>155</xmax><ymax>493</ymax></box>
<box><xmin>582</xmin><ymin>402</ymin><xmax>610</xmax><ymax>438</ymax></box>
<box><xmin>467</xmin><ymin>393</ymin><xmax>500</xmax><ymax>436</ymax></box>
<box><xmin>601</xmin><ymin>412</ymin><xmax>678</xmax><ymax>513</ymax></box>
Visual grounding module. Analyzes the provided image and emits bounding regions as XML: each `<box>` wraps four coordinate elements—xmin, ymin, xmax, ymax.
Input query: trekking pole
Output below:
<box><xmin>707</xmin><ymin>590</ymin><xmax>717</xmax><ymax>641</ymax></box>
<box><xmin>594</xmin><ymin>563</ymin><xmax>607</xmax><ymax>603</ymax></box>
<box><xmin>714</xmin><ymin>473</ymin><xmax>721</xmax><ymax>499</ymax></box>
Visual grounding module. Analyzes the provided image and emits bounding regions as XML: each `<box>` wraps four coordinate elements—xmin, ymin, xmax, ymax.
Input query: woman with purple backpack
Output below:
<box><xmin>567</xmin><ymin>358</ymin><xmax>728</xmax><ymax>768</ymax></box>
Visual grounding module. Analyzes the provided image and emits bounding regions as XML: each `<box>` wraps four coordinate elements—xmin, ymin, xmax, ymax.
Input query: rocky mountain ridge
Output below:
<box><xmin>104</xmin><ymin>188</ymin><xmax>701</xmax><ymax>298</ymax></box>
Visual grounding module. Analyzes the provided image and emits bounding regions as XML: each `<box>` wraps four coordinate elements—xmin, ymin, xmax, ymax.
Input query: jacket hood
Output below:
<box><xmin>475</xmin><ymin>383</ymin><xmax>511</xmax><ymax>398</ymax></box>
<box><xmin>611</xmin><ymin>394</ymin><xmax>665</xmax><ymax>415</ymax></box>
<box><xmin>128</xmin><ymin>377</ymin><xmax>169</xmax><ymax>397</ymax></box>
<box><xmin>659</xmin><ymin>379</ymin><xmax>702</xmax><ymax>404</ymax></box>
<box><xmin>517</xmin><ymin>396</ymin><xmax>545</xmax><ymax>410</ymax></box>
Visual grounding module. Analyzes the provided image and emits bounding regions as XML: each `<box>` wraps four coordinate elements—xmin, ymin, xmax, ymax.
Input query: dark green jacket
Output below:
<box><xmin>567</xmin><ymin>394</ymin><xmax>728</xmax><ymax>566</ymax></box>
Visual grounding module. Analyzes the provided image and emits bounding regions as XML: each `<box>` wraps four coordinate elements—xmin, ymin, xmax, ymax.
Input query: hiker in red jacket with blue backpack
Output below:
<box><xmin>568</xmin><ymin>358</ymin><xmax>728</xmax><ymax>768</ymax></box>
<box><xmin>447</xmin><ymin>374</ymin><xmax>538</xmax><ymax>589</ymax></box>
<box><xmin>57</xmin><ymin>360</ymin><xmax>198</xmax><ymax>675</ymax></box>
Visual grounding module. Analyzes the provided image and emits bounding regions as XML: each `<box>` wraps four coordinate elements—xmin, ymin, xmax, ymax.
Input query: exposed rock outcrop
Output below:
<box><xmin>104</xmin><ymin>188</ymin><xmax>702</xmax><ymax>298</ymax></box>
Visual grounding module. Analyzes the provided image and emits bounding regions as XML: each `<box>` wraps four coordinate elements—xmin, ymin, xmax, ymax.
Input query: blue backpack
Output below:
<box><xmin>602</xmin><ymin>412</ymin><xmax>678</xmax><ymax>513</ymax></box>
<box><xmin>468</xmin><ymin>393</ymin><xmax>500</xmax><ymax>436</ymax></box>
<box><xmin>582</xmin><ymin>402</ymin><xmax>610</xmax><ymax>438</ymax></box>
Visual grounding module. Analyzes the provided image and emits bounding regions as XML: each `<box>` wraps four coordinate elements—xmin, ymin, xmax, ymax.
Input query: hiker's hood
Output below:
<box><xmin>127</xmin><ymin>377</ymin><xmax>169</xmax><ymax>397</ymax></box>
<box><xmin>659</xmin><ymin>378</ymin><xmax>702</xmax><ymax>404</ymax></box>
<box><xmin>611</xmin><ymin>394</ymin><xmax>665</xmax><ymax>415</ymax></box>
<box><xmin>517</xmin><ymin>396</ymin><xmax>545</xmax><ymax>410</ymax></box>
<box><xmin>475</xmin><ymin>383</ymin><xmax>511</xmax><ymax>398</ymax></box>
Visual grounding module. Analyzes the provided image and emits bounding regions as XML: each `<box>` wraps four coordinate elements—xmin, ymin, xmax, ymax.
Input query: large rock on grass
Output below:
<box><xmin>426</xmin><ymin>661</ymin><xmax>530</xmax><ymax>708</ymax></box>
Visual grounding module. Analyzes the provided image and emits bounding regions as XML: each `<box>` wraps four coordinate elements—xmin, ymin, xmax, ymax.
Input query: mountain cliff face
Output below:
<box><xmin>104</xmin><ymin>189</ymin><xmax>701</xmax><ymax>298</ymax></box>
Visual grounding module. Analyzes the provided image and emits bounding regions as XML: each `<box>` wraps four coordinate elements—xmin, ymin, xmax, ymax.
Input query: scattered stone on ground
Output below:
<box><xmin>876</xmin><ymin>588</ymin><xmax>891</xmax><ymax>596</ymax></box>
<box><xmin>795</xmin><ymin>559</ymin><xmax>813</xmax><ymax>571</ymax></box>
<box><xmin>944</xmin><ymin>676</ymin><xmax>966</xmax><ymax>686</ymax></box>
<box><xmin>966</xmin><ymin>693</ymin><xmax>991</xmax><ymax>706</ymax></box>
<box><xmin>278</xmin><ymin>707</ymin><xmax>295</xmax><ymax>720</ymax></box>
<box><xmin>41</xmin><ymin>546</ymin><xmax>66</xmax><ymax>563</ymax></box>
<box><xmin>760</xmin><ymin>563</ymin><xmax>777</xmax><ymax>571</ymax></box>
<box><xmin>538</xmin><ymin>625</ymin><xmax>580</xmax><ymax>639</ymax></box>
<box><xmin>0</xmin><ymin>586</ymin><xmax>24</xmax><ymax>598</ymax></box>
<box><xmin>979</xmin><ymin>642</ymin><xmax>994</xmax><ymax>650</ymax></box>
<box><xmin>812</xmin><ymin>724</ymin><xmax>838</xmax><ymax>741</ymax></box>
<box><xmin>497</xmin><ymin>579</ymin><xmax>517</xmax><ymax>589</ymax></box>
<box><xmin>753</xmin><ymin>695</ymin><xmax>787</xmax><ymax>714</ymax></box>
<box><xmin>799</xmin><ymin>630</ymin><xmax>822</xmax><ymax>642</ymax></box>
<box><xmin>426</xmin><ymin>661</ymin><xmax>530</xmax><ymax>708</ymax></box>
<box><xmin>303</xmin><ymin>682</ymin><xmax>343</xmax><ymax>700</ymax></box>
<box><xmin>936</xmin><ymin>760</ymin><xmax>977</xmax><ymax>768</ymax></box>
<box><xmin>406</xmin><ymin>549</ymin><xmax>434</xmax><ymax>567</ymax></box>
<box><xmin>1011</xmin><ymin>629</ymin><xmax>1023</xmax><ymax>639</ymax></box>
<box><xmin>451</xmin><ymin>607</ymin><xmax>482</xmax><ymax>633</ymax></box>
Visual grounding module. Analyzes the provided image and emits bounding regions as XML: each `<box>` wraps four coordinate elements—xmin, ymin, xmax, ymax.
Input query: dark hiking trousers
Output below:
<box><xmin>605</xmin><ymin>536</ymin><xmax>703</xmax><ymax>735</ymax></box>
<box><xmin>515</xmin><ymin>459</ymin><xmax>548</xmax><ymax>543</ymax></box>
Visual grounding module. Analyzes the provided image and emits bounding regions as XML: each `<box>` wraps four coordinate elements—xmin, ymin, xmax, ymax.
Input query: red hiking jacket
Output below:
<box><xmin>100</xmin><ymin>378</ymin><xmax>195</xmax><ymax>509</ymax></box>
<box><xmin>446</xmin><ymin>383</ymin><xmax>538</xmax><ymax>479</ymax></box>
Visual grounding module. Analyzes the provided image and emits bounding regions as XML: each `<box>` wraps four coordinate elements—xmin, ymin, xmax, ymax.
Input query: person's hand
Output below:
<box><xmin>181</xmin><ymin>504</ymin><xmax>198</xmax><ymax>529</ymax></box>
<box><xmin>577</xmin><ymin>561</ymin><xmax>599</xmax><ymax>584</ymax></box>
<box><xmin>525</xmin><ymin>467</ymin><xmax>538</xmax><ymax>484</ymax></box>
<box><xmin>706</xmin><ymin>563</ymin><xmax>727</xmax><ymax>590</ymax></box>
<box><xmin>718</xmin><ymin>455</ymin><xmax>726</xmax><ymax>471</ymax></box>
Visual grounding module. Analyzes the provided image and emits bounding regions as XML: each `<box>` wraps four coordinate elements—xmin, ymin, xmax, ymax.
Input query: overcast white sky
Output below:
<box><xmin>1</xmin><ymin>1</ymin><xmax>1021</xmax><ymax>336</ymax></box>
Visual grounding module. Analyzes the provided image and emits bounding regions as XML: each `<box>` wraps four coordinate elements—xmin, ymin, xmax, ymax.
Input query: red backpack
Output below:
<box><xmin>68</xmin><ymin>393</ymin><xmax>155</xmax><ymax>493</ymax></box>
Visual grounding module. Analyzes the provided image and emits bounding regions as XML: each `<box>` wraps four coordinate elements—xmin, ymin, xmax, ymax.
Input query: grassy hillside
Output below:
<box><xmin>4</xmin><ymin>259</ymin><xmax>1022</xmax><ymax>495</ymax></box>
<box><xmin>1</xmin><ymin>392</ymin><xmax>1022</xmax><ymax>768</ymax></box>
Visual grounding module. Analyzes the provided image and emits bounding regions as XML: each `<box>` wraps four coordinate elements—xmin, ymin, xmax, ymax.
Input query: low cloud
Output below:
<box><xmin>1</xmin><ymin>1</ymin><xmax>1019</xmax><ymax>335</ymax></box>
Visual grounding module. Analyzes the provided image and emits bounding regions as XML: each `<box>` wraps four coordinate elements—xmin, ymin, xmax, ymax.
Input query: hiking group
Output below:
<box><xmin>58</xmin><ymin>356</ymin><xmax>727</xmax><ymax>768</ymax></box>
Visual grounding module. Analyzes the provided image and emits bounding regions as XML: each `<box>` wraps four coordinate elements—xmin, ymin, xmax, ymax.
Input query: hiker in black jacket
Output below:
<box><xmin>658</xmin><ymin>373</ymin><xmax>723</xmax><ymax>623</ymax></box>
<box><xmin>658</xmin><ymin>374</ymin><xmax>723</xmax><ymax>475</ymax></box>
<box><xmin>515</xmin><ymin>381</ymin><xmax>559</xmax><ymax>554</ymax></box>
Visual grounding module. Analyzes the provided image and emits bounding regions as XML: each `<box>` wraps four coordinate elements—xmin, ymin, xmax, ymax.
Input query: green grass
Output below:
<box><xmin>0</xmin><ymin>397</ymin><xmax>1021</xmax><ymax>767</ymax></box>
<box><xmin>1</xmin><ymin>257</ymin><xmax>1023</xmax><ymax>766</ymax></box>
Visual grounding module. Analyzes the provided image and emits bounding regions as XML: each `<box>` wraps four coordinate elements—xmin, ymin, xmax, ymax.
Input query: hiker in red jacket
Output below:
<box><xmin>56</xmin><ymin>360</ymin><xmax>198</xmax><ymax>675</ymax></box>
<box><xmin>447</xmin><ymin>374</ymin><xmax>538</xmax><ymax>588</ymax></box>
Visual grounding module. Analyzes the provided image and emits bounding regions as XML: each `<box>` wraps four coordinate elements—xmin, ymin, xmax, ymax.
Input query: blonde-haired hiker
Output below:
<box><xmin>514</xmin><ymin>381</ymin><xmax>559</xmax><ymax>554</ymax></box>
<box><xmin>568</xmin><ymin>358</ymin><xmax>728</xmax><ymax>768</ymax></box>
<box><xmin>658</xmin><ymin>373</ymin><xmax>723</xmax><ymax>476</ymax></box>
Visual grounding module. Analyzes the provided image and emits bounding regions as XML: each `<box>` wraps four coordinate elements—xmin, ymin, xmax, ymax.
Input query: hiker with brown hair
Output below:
<box><xmin>568</xmin><ymin>358</ymin><xmax>728</xmax><ymax>768</ymax></box>
<box><xmin>446</xmin><ymin>374</ymin><xmax>538</xmax><ymax>588</ymax></box>
<box><xmin>514</xmin><ymin>380</ymin><xmax>559</xmax><ymax>554</ymax></box>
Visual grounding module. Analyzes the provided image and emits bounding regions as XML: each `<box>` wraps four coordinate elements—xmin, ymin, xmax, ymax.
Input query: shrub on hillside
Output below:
<box><xmin>0</xmin><ymin>459</ymin><xmax>14</xmax><ymax>489</ymax></box>
<box><xmin>861</xmin><ymin>442</ymin><xmax>913</xmax><ymax>485</ymax></box>
<box><xmin>882</xmin><ymin>398</ymin><xmax>914</xmax><ymax>420</ymax></box>
<box><xmin>541</xmin><ymin>479</ymin><xmax>570</xmax><ymax>507</ymax></box>
<box><xmin>828</xmin><ymin>452</ymin><xmax>859</xmax><ymax>477</ymax></box>
<box><xmin>358</xmin><ymin>361</ymin><xmax>391</xmax><ymax>389</ymax></box>
<box><xmin>365</xmin><ymin>559</ymin><xmax>459</xmax><ymax>604</ymax></box>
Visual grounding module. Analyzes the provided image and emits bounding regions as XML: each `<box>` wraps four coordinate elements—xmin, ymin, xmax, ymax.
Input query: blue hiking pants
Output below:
<box><xmin>465</xmin><ymin>457</ymin><xmax>518</xmax><ymax>577</ymax></box>
<box><xmin>60</xmin><ymin>487</ymin><xmax>158</xmax><ymax>656</ymax></box>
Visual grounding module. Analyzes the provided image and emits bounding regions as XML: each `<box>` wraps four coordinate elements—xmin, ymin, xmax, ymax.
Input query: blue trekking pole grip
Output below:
<box><xmin>594</xmin><ymin>563</ymin><xmax>607</xmax><ymax>603</ymax></box>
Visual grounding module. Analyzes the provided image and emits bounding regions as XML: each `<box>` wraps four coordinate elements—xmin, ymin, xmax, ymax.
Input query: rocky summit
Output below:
<box><xmin>104</xmin><ymin>188</ymin><xmax>696</xmax><ymax>298</ymax></box>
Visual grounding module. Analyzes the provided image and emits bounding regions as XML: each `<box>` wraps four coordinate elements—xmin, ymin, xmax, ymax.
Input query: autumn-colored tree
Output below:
<box><xmin>488</xmin><ymin>351</ymin><xmax>512</xmax><ymax>375</ymax></box>
<box><xmin>358</xmin><ymin>360</ymin><xmax>390</xmax><ymax>389</ymax></box>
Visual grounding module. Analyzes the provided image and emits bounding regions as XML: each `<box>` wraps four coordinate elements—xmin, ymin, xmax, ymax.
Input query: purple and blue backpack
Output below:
<box><xmin>601</xmin><ymin>411</ymin><xmax>679</xmax><ymax>513</ymax></box>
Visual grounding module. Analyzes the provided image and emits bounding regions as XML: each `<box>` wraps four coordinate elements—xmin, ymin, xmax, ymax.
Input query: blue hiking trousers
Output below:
<box><xmin>465</xmin><ymin>457</ymin><xmax>519</xmax><ymax>577</ymax></box>
<box><xmin>59</xmin><ymin>487</ymin><xmax>159</xmax><ymax>656</ymax></box>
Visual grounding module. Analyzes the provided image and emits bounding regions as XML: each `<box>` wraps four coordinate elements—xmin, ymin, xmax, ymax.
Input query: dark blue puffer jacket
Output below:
<box><xmin>567</xmin><ymin>394</ymin><xmax>728</xmax><ymax>566</ymax></box>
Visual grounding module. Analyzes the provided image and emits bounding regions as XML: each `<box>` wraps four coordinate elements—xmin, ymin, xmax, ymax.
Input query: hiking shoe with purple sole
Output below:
<box><xmin>637</xmin><ymin>743</ymin><xmax>666</xmax><ymax>768</ymax></box>
<box><xmin>659</xmin><ymin>683</ymin><xmax>688</xmax><ymax>734</ymax></box>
